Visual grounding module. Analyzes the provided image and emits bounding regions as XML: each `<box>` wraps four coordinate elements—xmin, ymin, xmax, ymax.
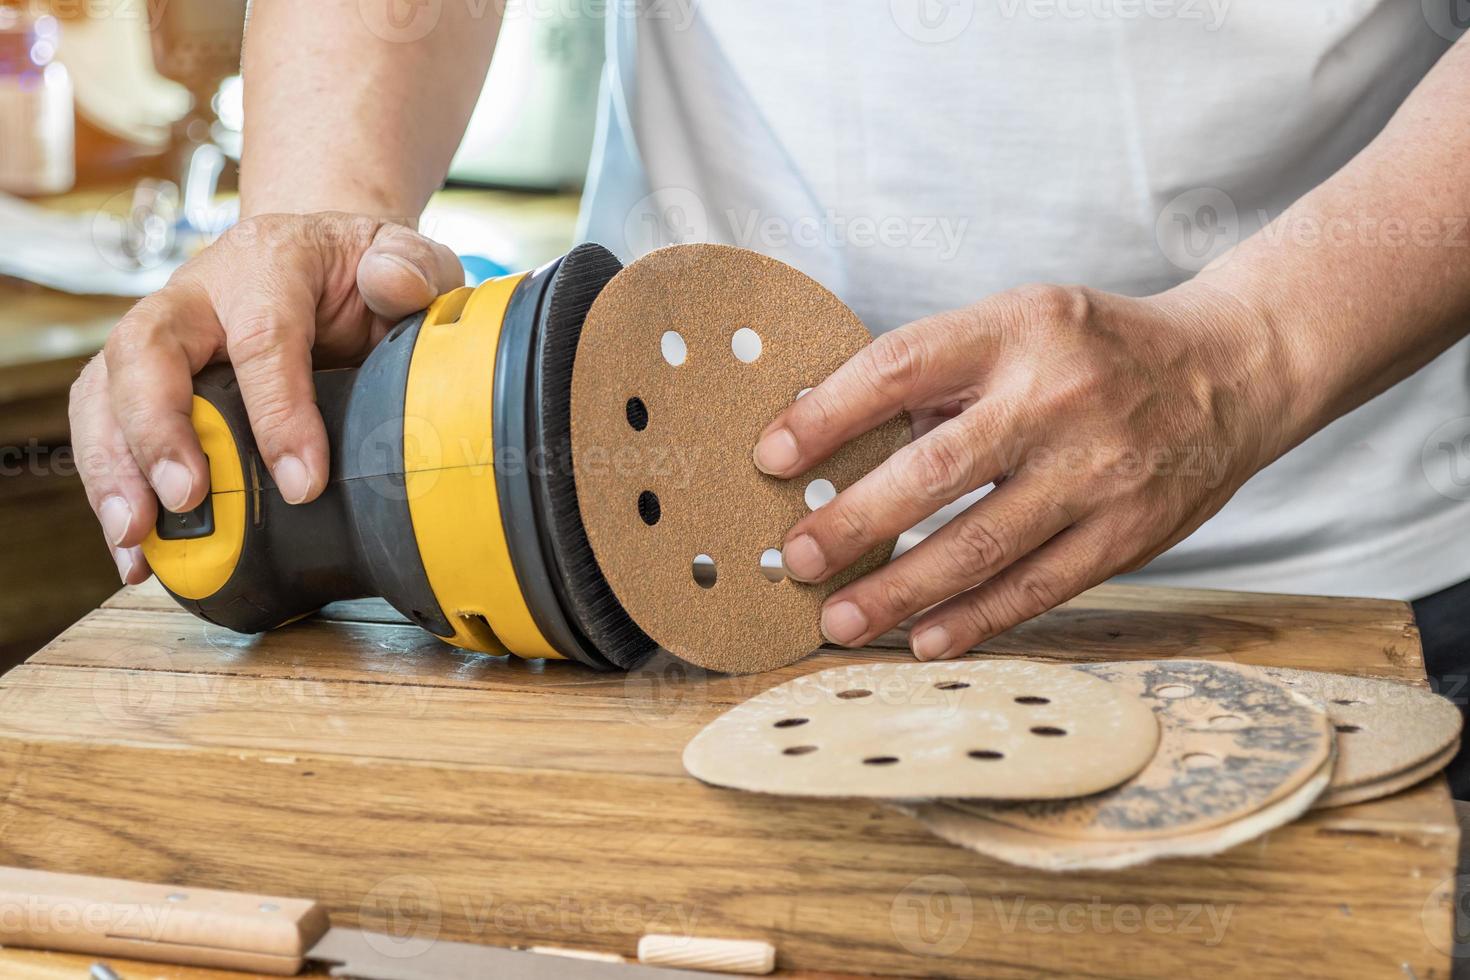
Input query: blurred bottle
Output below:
<box><xmin>0</xmin><ymin>8</ymin><xmax>74</xmax><ymax>195</ymax></box>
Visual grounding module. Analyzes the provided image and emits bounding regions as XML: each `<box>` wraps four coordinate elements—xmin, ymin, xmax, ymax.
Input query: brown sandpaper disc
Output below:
<box><xmin>682</xmin><ymin>660</ymin><xmax>1161</xmax><ymax>800</ymax></box>
<box><xmin>898</xmin><ymin>753</ymin><xmax>1333</xmax><ymax>872</ymax></box>
<box><xmin>571</xmin><ymin>244</ymin><xmax>908</xmax><ymax>674</ymax></box>
<box><xmin>1313</xmin><ymin>738</ymin><xmax>1460</xmax><ymax>809</ymax></box>
<box><xmin>1259</xmin><ymin>666</ymin><xmax>1463</xmax><ymax>791</ymax></box>
<box><xmin>948</xmin><ymin>661</ymin><xmax>1333</xmax><ymax>842</ymax></box>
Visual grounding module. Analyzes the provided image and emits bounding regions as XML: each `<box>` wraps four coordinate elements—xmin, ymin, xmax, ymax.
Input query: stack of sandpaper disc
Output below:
<box><xmin>1260</xmin><ymin>666</ymin><xmax>1463</xmax><ymax>808</ymax></box>
<box><xmin>682</xmin><ymin>659</ymin><xmax>1461</xmax><ymax>871</ymax></box>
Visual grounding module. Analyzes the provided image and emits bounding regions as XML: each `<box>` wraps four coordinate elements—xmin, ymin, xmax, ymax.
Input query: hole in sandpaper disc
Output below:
<box><xmin>693</xmin><ymin>554</ymin><xmax>717</xmax><ymax>588</ymax></box>
<box><xmin>660</xmin><ymin>330</ymin><xmax>687</xmax><ymax>366</ymax></box>
<box><xmin>626</xmin><ymin>396</ymin><xmax>649</xmax><ymax>431</ymax></box>
<box><xmin>804</xmin><ymin>479</ymin><xmax>837</xmax><ymax>510</ymax></box>
<box><xmin>638</xmin><ymin>491</ymin><xmax>661</xmax><ymax>526</ymax></box>
<box><xmin>732</xmin><ymin>327</ymin><xmax>763</xmax><ymax>363</ymax></box>
<box><xmin>759</xmin><ymin>548</ymin><xmax>785</xmax><ymax>582</ymax></box>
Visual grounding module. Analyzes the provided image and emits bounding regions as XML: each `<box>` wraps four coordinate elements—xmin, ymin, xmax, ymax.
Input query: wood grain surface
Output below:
<box><xmin>0</xmin><ymin>579</ymin><xmax>1455</xmax><ymax>979</ymax></box>
<box><xmin>0</xmin><ymin>948</ymin><xmax>323</xmax><ymax>980</ymax></box>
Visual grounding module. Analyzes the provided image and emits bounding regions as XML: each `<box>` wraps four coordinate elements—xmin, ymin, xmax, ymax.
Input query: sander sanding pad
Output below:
<box><xmin>682</xmin><ymin>660</ymin><xmax>1161</xmax><ymax>800</ymax></box>
<box><xmin>942</xmin><ymin>660</ymin><xmax>1333</xmax><ymax>842</ymax></box>
<box><xmin>571</xmin><ymin>244</ymin><xmax>907</xmax><ymax>674</ymax></box>
<box><xmin>1259</xmin><ymin>666</ymin><xmax>1462</xmax><ymax>792</ymax></box>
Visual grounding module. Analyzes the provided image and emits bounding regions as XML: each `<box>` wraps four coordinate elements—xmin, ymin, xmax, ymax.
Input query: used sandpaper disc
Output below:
<box><xmin>1314</xmin><ymin>739</ymin><xmax>1459</xmax><ymax>809</ymax></box>
<box><xmin>1259</xmin><ymin>666</ymin><xmax>1462</xmax><ymax>792</ymax></box>
<box><xmin>571</xmin><ymin>244</ymin><xmax>908</xmax><ymax>674</ymax></box>
<box><xmin>898</xmin><ymin>753</ymin><xmax>1333</xmax><ymax>872</ymax></box>
<box><xmin>682</xmin><ymin>660</ymin><xmax>1161</xmax><ymax>800</ymax></box>
<box><xmin>947</xmin><ymin>660</ymin><xmax>1333</xmax><ymax>841</ymax></box>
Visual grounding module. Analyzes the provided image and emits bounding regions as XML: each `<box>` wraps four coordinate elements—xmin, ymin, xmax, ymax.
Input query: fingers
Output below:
<box><xmin>753</xmin><ymin>314</ymin><xmax>985</xmax><ymax>478</ymax></box>
<box><xmin>816</xmin><ymin>476</ymin><xmax>1077</xmax><ymax>647</ymax></box>
<box><xmin>222</xmin><ymin>276</ymin><xmax>328</xmax><ymax>504</ymax></box>
<box><xmin>103</xmin><ymin>288</ymin><xmax>219</xmax><ymax>514</ymax></box>
<box><xmin>69</xmin><ymin>357</ymin><xmax>157</xmax><ymax>583</ymax></box>
<box><xmin>97</xmin><ymin>213</ymin><xmax>455</xmax><ymax>527</ymax></box>
<box><xmin>781</xmin><ymin>409</ymin><xmax>1024</xmax><ymax>583</ymax></box>
<box><xmin>356</xmin><ymin>223</ymin><xmax>465</xmax><ymax>319</ymax></box>
<box><xmin>906</xmin><ymin>519</ymin><xmax>1119</xmax><ymax>661</ymax></box>
<box><xmin>218</xmin><ymin>217</ymin><xmax>458</xmax><ymax>501</ymax></box>
<box><xmin>910</xmin><ymin>401</ymin><xmax>964</xmax><ymax>440</ymax></box>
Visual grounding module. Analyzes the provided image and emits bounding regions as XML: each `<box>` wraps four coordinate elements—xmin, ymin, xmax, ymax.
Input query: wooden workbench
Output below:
<box><xmin>0</xmin><ymin>581</ymin><xmax>1456</xmax><ymax>978</ymax></box>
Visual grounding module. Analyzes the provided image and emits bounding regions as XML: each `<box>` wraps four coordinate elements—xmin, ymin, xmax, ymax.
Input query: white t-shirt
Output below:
<box><xmin>579</xmin><ymin>0</ymin><xmax>1470</xmax><ymax>601</ymax></box>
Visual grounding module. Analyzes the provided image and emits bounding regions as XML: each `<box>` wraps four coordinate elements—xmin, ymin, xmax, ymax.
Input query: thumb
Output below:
<box><xmin>356</xmin><ymin>224</ymin><xmax>465</xmax><ymax>320</ymax></box>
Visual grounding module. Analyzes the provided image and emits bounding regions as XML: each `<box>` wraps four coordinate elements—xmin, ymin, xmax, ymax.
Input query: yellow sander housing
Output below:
<box><xmin>141</xmin><ymin>243</ymin><xmax>656</xmax><ymax>671</ymax></box>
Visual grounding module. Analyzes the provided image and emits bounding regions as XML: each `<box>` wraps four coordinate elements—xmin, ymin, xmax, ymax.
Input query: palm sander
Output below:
<box><xmin>140</xmin><ymin>243</ymin><xmax>906</xmax><ymax>674</ymax></box>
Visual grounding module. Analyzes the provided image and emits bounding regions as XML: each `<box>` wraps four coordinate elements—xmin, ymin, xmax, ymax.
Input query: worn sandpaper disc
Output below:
<box><xmin>571</xmin><ymin>244</ymin><xmax>908</xmax><ymax>674</ymax></box>
<box><xmin>1314</xmin><ymin>739</ymin><xmax>1460</xmax><ymax>809</ymax></box>
<box><xmin>682</xmin><ymin>660</ymin><xmax>1161</xmax><ymax>800</ymax></box>
<box><xmin>1259</xmin><ymin>666</ymin><xmax>1463</xmax><ymax>791</ymax></box>
<box><xmin>899</xmin><ymin>753</ymin><xmax>1333</xmax><ymax>872</ymax></box>
<box><xmin>948</xmin><ymin>661</ymin><xmax>1333</xmax><ymax>841</ymax></box>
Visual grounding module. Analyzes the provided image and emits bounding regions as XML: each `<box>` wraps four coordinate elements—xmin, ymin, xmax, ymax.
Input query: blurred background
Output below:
<box><xmin>0</xmin><ymin>0</ymin><xmax>606</xmax><ymax>668</ymax></box>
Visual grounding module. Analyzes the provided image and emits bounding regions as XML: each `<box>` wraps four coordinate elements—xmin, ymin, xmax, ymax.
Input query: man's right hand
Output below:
<box><xmin>69</xmin><ymin>211</ymin><xmax>464</xmax><ymax>584</ymax></box>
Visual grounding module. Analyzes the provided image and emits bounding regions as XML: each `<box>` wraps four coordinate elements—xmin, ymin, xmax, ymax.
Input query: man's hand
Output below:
<box><xmin>755</xmin><ymin>284</ymin><xmax>1295</xmax><ymax>660</ymax></box>
<box><xmin>754</xmin><ymin>34</ymin><xmax>1470</xmax><ymax>661</ymax></box>
<box><xmin>69</xmin><ymin>212</ymin><xmax>463</xmax><ymax>583</ymax></box>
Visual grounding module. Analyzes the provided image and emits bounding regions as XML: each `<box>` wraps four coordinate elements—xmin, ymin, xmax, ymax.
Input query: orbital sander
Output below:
<box><xmin>141</xmin><ymin>243</ymin><xmax>905</xmax><ymax>674</ymax></box>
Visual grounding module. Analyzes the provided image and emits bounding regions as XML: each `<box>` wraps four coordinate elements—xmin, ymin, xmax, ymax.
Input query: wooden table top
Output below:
<box><xmin>0</xmin><ymin>580</ymin><xmax>1456</xmax><ymax>978</ymax></box>
<box><xmin>0</xmin><ymin>948</ymin><xmax>315</xmax><ymax>979</ymax></box>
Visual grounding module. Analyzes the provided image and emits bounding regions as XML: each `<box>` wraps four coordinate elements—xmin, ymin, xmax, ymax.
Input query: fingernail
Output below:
<box><xmin>376</xmin><ymin>249</ymin><xmax>429</xmax><ymax>283</ymax></box>
<box><xmin>99</xmin><ymin>495</ymin><xmax>132</xmax><ymax>546</ymax></box>
<box><xmin>821</xmin><ymin>601</ymin><xmax>868</xmax><ymax>646</ymax></box>
<box><xmin>367</xmin><ymin>251</ymin><xmax>431</xmax><ymax>290</ymax></box>
<box><xmin>753</xmin><ymin>428</ymin><xmax>800</xmax><ymax>475</ymax></box>
<box><xmin>274</xmin><ymin>455</ymin><xmax>311</xmax><ymax>504</ymax></box>
<box><xmin>912</xmin><ymin>625</ymin><xmax>953</xmax><ymax>661</ymax></box>
<box><xmin>113</xmin><ymin>546</ymin><xmax>137</xmax><ymax>583</ymax></box>
<box><xmin>150</xmin><ymin>459</ymin><xmax>193</xmax><ymax>513</ymax></box>
<box><xmin>782</xmin><ymin>534</ymin><xmax>827</xmax><ymax>581</ymax></box>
